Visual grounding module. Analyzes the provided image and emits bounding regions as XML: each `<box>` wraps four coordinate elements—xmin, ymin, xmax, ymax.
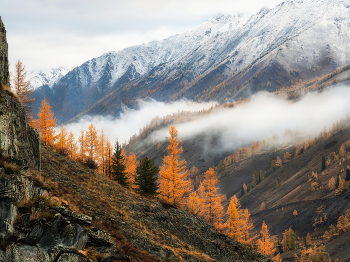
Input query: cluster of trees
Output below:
<box><xmin>323</xmin><ymin>209</ymin><xmax>350</xmax><ymax>243</ymax></box>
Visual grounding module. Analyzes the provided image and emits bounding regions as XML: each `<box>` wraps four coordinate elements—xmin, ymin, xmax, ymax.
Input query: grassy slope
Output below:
<box><xmin>38</xmin><ymin>145</ymin><xmax>269</xmax><ymax>262</ymax></box>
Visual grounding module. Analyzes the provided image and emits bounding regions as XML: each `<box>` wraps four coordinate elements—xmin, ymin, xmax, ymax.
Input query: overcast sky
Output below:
<box><xmin>1</xmin><ymin>0</ymin><xmax>284</xmax><ymax>72</ymax></box>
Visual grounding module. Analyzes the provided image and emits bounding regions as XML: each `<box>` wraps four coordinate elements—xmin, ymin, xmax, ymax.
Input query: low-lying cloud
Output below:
<box><xmin>65</xmin><ymin>85</ymin><xmax>350</xmax><ymax>154</ymax></box>
<box><xmin>64</xmin><ymin>99</ymin><xmax>217</xmax><ymax>145</ymax></box>
<box><xmin>149</xmin><ymin>86</ymin><xmax>350</xmax><ymax>151</ymax></box>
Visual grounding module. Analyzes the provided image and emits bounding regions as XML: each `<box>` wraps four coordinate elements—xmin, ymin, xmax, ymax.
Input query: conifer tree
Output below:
<box><xmin>271</xmin><ymin>160</ymin><xmax>277</xmax><ymax>171</ymax></box>
<box><xmin>242</xmin><ymin>209</ymin><xmax>256</xmax><ymax>245</ymax></box>
<box><xmin>282</xmin><ymin>228</ymin><xmax>296</xmax><ymax>252</ymax></box>
<box><xmin>159</xmin><ymin>126</ymin><xmax>191</xmax><ymax>207</ymax></box>
<box><xmin>276</xmin><ymin>157</ymin><xmax>282</xmax><ymax>167</ymax></box>
<box><xmin>259</xmin><ymin>170</ymin><xmax>264</xmax><ymax>182</ymax></box>
<box><xmin>187</xmin><ymin>191</ymin><xmax>200</xmax><ymax>215</ymax></box>
<box><xmin>78</xmin><ymin>129</ymin><xmax>86</xmax><ymax>162</ymax></box>
<box><xmin>126</xmin><ymin>152</ymin><xmax>138</xmax><ymax>191</ymax></box>
<box><xmin>97</xmin><ymin>131</ymin><xmax>107</xmax><ymax>175</ymax></box>
<box><xmin>328</xmin><ymin>176</ymin><xmax>336</xmax><ymax>191</ymax></box>
<box><xmin>257</xmin><ymin>221</ymin><xmax>275</xmax><ymax>257</ymax></box>
<box><xmin>339</xmin><ymin>144</ymin><xmax>346</xmax><ymax>158</ymax></box>
<box><xmin>226</xmin><ymin>195</ymin><xmax>243</xmax><ymax>241</ymax></box>
<box><xmin>111</xmin><ymin>140</ymin><xmax>128</xmax><ymax>188</ymax></box>
<box><xmin>134</xmin><ymin>157</ymin><xmax>159</xmax><ymax>196</ymax></box>
<box><xmin>284</xmin><ymin>152</ymin><xmax>291</xmax><ymax>163</ymax></box>
<box><xmin>56</xmin><ymin>124</ymin><xmax>68</xmax><ymax>155</ymax></box>
<box><xmin>198</xmin><ymin>181</ymin><xmax>206</xmax><ymax>218</ymax></box>
<box><xmin>305</xmin><ymin>232</ymin><xmax>311</xmax><ymax>246</ymax></box>
<box><xmin>35</xmin><ymin>98</ymin><xmax>56</xmax><ymax>146</ymax></box>
<box><xmin>252</xmin><ymin>173</ymin><xmax>257</xmax><ymax>187</ymax></box>
<box><xmin>336</xmin><ymin>175</ymin><xmax>345</xmax><ymax>195</ymax></box>
<box><xmin>12</xmin><ymin>60</ymin><xmax>35</xmax><ymax>118</ymax></box>
<box><xmin>67</xmin><ymin>130</ymin><xmax>77</xmax><ymax>159</ymax></box>
<box><xmin>201</xmin><ymin>168</ymin><xmax>225</xmax><ymax>229</ymax></box>
<box><xmin>85</xmin><ymin>123</ymin><xmax>98</xmax><ymax>162</ymax></box>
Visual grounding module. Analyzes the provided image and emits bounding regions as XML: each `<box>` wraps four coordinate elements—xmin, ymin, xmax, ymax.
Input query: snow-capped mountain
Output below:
<box><xmin>31</xmin><ymin>0</ymin><xmax>350</xmax><ymax>123</ymax></box>
<box><xmin>28</xmin><ymin>67</ymin><xmax>71</xmax><ymax>90</ymax></box>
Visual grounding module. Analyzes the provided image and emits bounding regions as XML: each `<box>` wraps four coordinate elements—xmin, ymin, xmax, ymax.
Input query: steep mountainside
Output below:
<box><xmin>0</xmin><ymin>17</ymin><xmax>270</xmax><ymax>262</ymax></box>
<box><xmin>218</xmin><ymin>123</ymin><xmax>350</xmax><ymax>261</ymax></box>
<box><xmin>31</xmin><ymin>0</ymin><xmax>350</xmax><ymax>124</ymax></box>
<box><xmin>28</xmin><ymin>67</ymin><xmax>71</xmax><ymax>90</ymax></box>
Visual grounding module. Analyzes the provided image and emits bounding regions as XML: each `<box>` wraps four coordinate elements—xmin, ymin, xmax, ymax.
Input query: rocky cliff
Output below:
<box><xmin>0</xmin><ymin>17</ymin><xmax>9</xmax><ymax>87</ymax></box>
<box><xmin>0</xmin><ymin>17</ymin><xmax>119</xmax><ymax>262</ymax></box>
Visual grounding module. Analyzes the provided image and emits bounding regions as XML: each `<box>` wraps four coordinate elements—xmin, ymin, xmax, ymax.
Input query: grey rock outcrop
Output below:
<box><xmin>0</xmin><ymin>16</ymin><xmax>40</xmax><ymax>171</ymax></box>
<box><xmin>0</xmin><ymin>16</ymin><xmax>9</xmax><ymax>87</ymax></box>
<box><xmin>0</xmin><ymin>173</ymin><xmax>49</xmax><ymax>237</ymax></box>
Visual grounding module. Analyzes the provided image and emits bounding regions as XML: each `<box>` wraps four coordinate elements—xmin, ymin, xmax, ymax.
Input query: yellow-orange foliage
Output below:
<box><xmin>339</xmin><ymin>144</ymin><xmax>346</xmax><ymax>158</ymax></box>
<box><xmin>335</xmin><ymin>175</ymin><xmax>344</xmax><ymax>195</ymax></box>
<box><xmin>198</xmin><ymin>182</ymin><xmax>206</xmax><ymax>218</ymax></box>
<box><xmin>56</xmin><ymin>124</ymin><xmax>68</xmax><ymax>154</ymax></box>
<box><xmin>257</xmin><ymin>221</ymin><xmax>275</xmax><ymax>257</ymax></box>
<box><xmin>284</xmin><ymin>152</ymin><xmax>291</xmax><ymax>163</ymax></box>
<box><xmin>126</xmin><ymin>152</ymin><xmax>138</xmax><ymax>190</ymax></box>
<box><xmin>67</xmin><ymin>130</ymin><xmax>77</xmax><ymax>159</ymax></box>
<box><xmin>85</xmin><ymin>123</ymin><xmax>98</xmax><ymax>161</ymax></box>
<box><xmin>187</xmin><ymin>192</ymin><xmax>200</xmax><ymax>215</ymax></box>
<box><xmin>12</xmin><ymin>60</ymin><xmax>35</xmax><ymax>118</ymax></box>
<box><xmin>293</xmin><ymin>209</ymin><xmax>298</xmax><ymax>217</ymax></box>
<box><xmin>159</xmin><ymin>126</ymin><xmax>191</xmax><ymax>207</ymax></box>
<box><xmin>200</xmin><ymin>168</ymin><xmax>225</xmax><ymax>229</ymax></box>
<box><xmin>35</xmin><ymin>98</ymin><xmax>56</xmax><ymax>146</ymax></box>
<box><xmin>328</xmin><ymin>176</ymin><xmax>336</xmax><ymax>190</ymax></box>
<box><xmin>276</xmin><ymin>157</ymin><xmax>282</xmax><ymax>167</ymax></box>
<box><xmin>272</xmin><ymin>253</ymin><xmax>282</xmax><ymax>262</ymax></box>
<box><xmin>78</xmin><ymin>129</ymin><xmax>86</xmax><ymax>161</ymax></box>
<box><xmin>226</xmin><ymin>195</ymin><xmax>243</xmax><ymax>241</ymax></box>
<box><xmin>242</xmin><ymin>209</ymin><xmax>256</xmax><ymax>245</ymax></box>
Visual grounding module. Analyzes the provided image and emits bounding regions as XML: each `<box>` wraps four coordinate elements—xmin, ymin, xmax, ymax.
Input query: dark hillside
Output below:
<box><xmin>39</xmin><ymin>145</ymin><xmax>269</xmax><ymax>262</ymax></box>
<box><xmin>219</xmin><ymin>125</ymin><xmax>350</xmax><ymax>261</ymax></box>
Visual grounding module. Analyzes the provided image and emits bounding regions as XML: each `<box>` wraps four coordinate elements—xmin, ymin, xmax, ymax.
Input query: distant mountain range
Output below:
<box><xmin>30</xmin><ymin>0</ymin><xmax>350</xmax><ymax>123</ymax></box>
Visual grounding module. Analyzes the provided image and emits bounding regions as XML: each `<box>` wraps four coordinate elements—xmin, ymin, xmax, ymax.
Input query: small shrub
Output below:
<box><xmin>41</xmin><ymin>212</ymin><xmax>54</xmax><ymax>220</ymax></box>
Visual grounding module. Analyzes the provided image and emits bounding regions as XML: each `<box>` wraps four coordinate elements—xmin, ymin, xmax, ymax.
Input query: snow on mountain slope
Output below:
<box><xmin>70</xmin><ymin>12</ymin><xmax>250</xmax><ymax>90</ymax></box>
<box><xmin>31</xmin><ymin>0</ymin><xmax>350</xmax><ymax>123</ymax></box>
<box><xmin>28</xmin><ymin>67</ymin><xmax>71</xmax><ymax>89</ymax></box>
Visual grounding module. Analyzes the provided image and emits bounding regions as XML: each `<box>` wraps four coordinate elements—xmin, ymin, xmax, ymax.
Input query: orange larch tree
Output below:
<box><xmin>284</xmin><ymin>152</ymin><xmax>291</xmax><ymax>163</ymax></box>
<box><xmin>257</xmin><ymin>221</ymin><xmax>275</xmax><ymax>257</ymax></box>
<box><xmin>12</xmin><ymin>60</ymin><xmax>35</xmax><ymax>118</ymax></box>
<box><xmin>56</xmin><ymin>124</ymin><xmax>68</xmax><ymax>155</ymax></box>
<box><xmin>276</xmin><ymin>157</ymin><xmax>282</xmax><ymax>167</ymax></box>
<box><xmin>201</xmin><ymin>168</ymin><xmax>225</xmax><ymax>229</ymax></box>
<box><xmin>98</xmin><ymin>131</ymin><xmax>108</xmax><ymax>175</ymax></box>
<box><xmin>126</xmin><ymin>152</ymin><xmax>138</xmax><ymax>191</ymax></box>
<box><xmin>187</xmin><ymin>191</ymin><xmax>200</xmax><ymax>215</ymax></box>
<box><xmin>339</xmin><ymin>144</ymin><xmax>346</xmax><ymax>158</ymax></box>
<box><xmin>35</xmin><ymin>98</ymin><xmax>56</xmax><ymax>146</ymax></box>
<box><xmin>159</xmin><ymin>126</ymin><xmax>191</xmax><ymax>207</ymax></box>
<box><xmin>85</xmin><ymin>123</ymin><xmax>98</xmax><ymax>162</ymax></box>
<box><xmin>78</xmin><ymin>129</ymin><xmax>86</xmax><ymax>162</ymax></box>
<box><xmin>67</xmin><ymin>130</ymin><xmax>78</xmax><ymax>159</ymax></box>
<box><xmin>226</xmin><ymin>195</ymin><xmax>243</xmax><ymax>241</ymax></box>
<box><xmin>242</xmin><ymin>208</ymin><xmax>256</xmax><ymax>245</ymax></box>
<box><xmin>198</xmin><ymin>181</ymin><xmax>206</xmax><ymax>218</ymax></box>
